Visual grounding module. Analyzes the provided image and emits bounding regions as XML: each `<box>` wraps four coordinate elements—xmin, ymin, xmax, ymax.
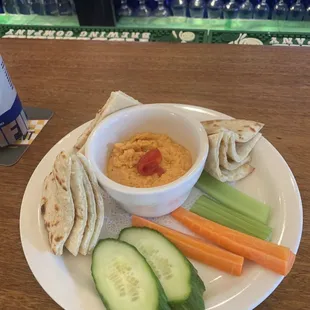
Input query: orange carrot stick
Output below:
<box><xmin>132</xmin><ymin>215</ymin><xmax>244</xmax><ymax>276</ymax></box>
<box><xmin>171</xmin><ymin>208</ymin><xmax>296</xmax><ymax>276</ymax></box>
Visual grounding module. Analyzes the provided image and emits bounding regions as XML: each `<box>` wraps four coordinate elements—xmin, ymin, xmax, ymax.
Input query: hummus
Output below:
<box><xmin>107</xmin><ymin>133</ymin><xmax>192</xmax><ymax>188</ymax></box>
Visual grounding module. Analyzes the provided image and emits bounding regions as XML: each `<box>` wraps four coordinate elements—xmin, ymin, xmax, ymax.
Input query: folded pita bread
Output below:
<box><xmin>77</xmin><ymin>153</ymin><xmax>104</xmax><ymax>254</ymax></box>
<box><xmin>205</xmin><ymin>132</ymin><xmax>254</xmax><ymax>182</ymax></box>
<box><xmin>65</xmin><ymin>154</ymin><xmax>88</xmax><ymax>256</ymax></box>
<box><xmin>41</xmin><ymin>152</ymin><xmax>74</xmax><ymax>255</ymax></box>
<box><xmin>79</xmin><ymin>165</ymin><xmax>96</xmax><ymax>255</ymax></box>
<box><xmin>227</xmin><ymin>133</ymin><xmax>262</xmax><ymax>162</ymax></box>
<box><xmin>219</xmin><ymin>131</ymin><xmax>252</xmax><ymax>171</ymax></box>
<box><xmin>202</xmin><ymin>119</ymin><xmax>264</xmax><ymax>143</ymax></box>
<box><xmin>221</xmin><ymin>164</ymin><xmax>254</xmax><ymax>182</ymax></box>
<box><xmin>74</xmin><ymin>91</ymin><xmax>141</xmax><ymax>152</ymax></box>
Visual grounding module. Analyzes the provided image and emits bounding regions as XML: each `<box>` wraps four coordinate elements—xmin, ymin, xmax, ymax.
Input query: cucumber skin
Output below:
<box><xmin>119</xmin><ymin>227</ymin><xmax>206</xmax><ymax>310</ymax></box>
<box><xmin>171</xmin><ymin>263</ymin><xmax>205</xmax><ymax>310</ymax></box>
<box><xmin>91</xmin><ymin>238</ymin><xmax>171</xmax><ymax>310</ymax></box>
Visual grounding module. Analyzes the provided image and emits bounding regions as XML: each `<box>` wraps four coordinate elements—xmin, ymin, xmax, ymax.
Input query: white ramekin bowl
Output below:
<box><xmin>85</xmin><ymin>104</ymin><xmax>208</xmax><ymax>217</ymax></box>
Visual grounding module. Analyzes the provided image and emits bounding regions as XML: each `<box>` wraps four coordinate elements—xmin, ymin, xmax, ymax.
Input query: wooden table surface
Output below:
<box><xmin>0</xmin><ymin>39</ymin><xmax>309</xmax><ymax>310</ymax></box>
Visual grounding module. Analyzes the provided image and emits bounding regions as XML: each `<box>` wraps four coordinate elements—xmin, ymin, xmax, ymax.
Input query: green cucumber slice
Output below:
<box><xmin>119</xmin><ymin>227</ymin><xmax>206</xmax><ymax>310</ymax></box>
<box><xmin>91</xmin><ymin>239</ymin><xmax>170</xmax><ymax>310</ymax></box>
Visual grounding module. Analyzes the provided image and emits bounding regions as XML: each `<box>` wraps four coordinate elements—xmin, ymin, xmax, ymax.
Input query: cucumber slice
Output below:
<box><xmin>91</xmin><ymin>239</ymin><xmax>170</xmax><ymax>310</ymax></box>
<box><xmin>119</xmin><ymin>227</ymin><xmax>206</xmax><ymax>309</ymax></box>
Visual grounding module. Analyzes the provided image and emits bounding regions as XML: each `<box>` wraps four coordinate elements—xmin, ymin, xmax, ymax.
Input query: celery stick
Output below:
<box><xmin>192</xmin><ymin>200</ymin><xmax>272</xmax><ymax>240</ymax></box>
<box><xmin>192</xmin><ymin>196</ymin><xmax>272</xmax><ymax>240</ymax></box>
<box><xmin>195</xmin><ymin>171</ymin><xmax>270</xmax><ymax>224</ymax></box>
<box><xmin>192</xmin><ymin>203</ymin><xmax>251</xmax><ymax>236</ymax></box>
<box><xmin>196</xmin><ymin>196</ymin><xmax>272</xmax><ymax>235</ymax></box>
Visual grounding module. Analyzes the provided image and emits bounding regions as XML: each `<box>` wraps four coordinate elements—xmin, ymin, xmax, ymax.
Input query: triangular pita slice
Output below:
<box><xmin>74</xmin><ymin>91</ymin><xmax>142</xmax><ymax>152</ymax></box>
<box><xmin>77</xmin><ymin>153</ymin><xmax>104</xmax><ymax>254</ymax></box>
<box><xmin>201</xmin><ymin>119</ymin><xmax>264</xmax><ymax>143</ymax></box>
<box><xmin>79</xmin><ymin>164</ymin><xmax>96</xmax><ymax>255</ymax></box>
<box><xmin>65</xmin><ymin>154</ymin><xmax>88</xmax><ymax>256</ymax></box>
<box><xmin>41</xmin><ymin>152</ymin><xmax>74</xmax><ymax>255</ymax></box>
<box><xmin>219</xmin><ymin>131</ymin><xmax>251</xmax><ymax>170</ymax></box>
<box><xmin>205</xmin><ymin>133</ymin><xmax>254</xmax><ymax>182</ymax></box>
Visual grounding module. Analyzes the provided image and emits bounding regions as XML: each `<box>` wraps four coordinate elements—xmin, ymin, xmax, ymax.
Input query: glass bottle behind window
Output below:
<box><xmin>3</xmin><ymin>0</ymin><xmax>19</xmax><ymax>13</ymax></box>
<box><xmin>223</xmin><ymin>0</ymin><xmax>239</xmax><ymax>18</ymax></box>
<box><xmin>118</xmin><ymin>0</ymin><xmax>133</xmax><ymax>16</ymax></box>
<box><xmin>31</xmin><ymin>0</ymin><xmax>45</xmax><ymax>14</ymax></box>
<box><xmin>171</xmin><ymin>0</ymin><xmax>187</xmax><ymax>16</ymax></box>
<box><xmin>238</xmin><ymin>0</ymin><xmax>253</xmax><ymax>18</ymax></box>
<box><xmin>288</xmin><ymin>0</ymin><xmax>305</xmax><ymax>20</ymax></box>
<box><xmin>253</xmin><ymin>0</ymin><xmax>270</xmax><ymax>19</ymax></box>
<box><xmin>58</xmin><ymin>0</ymin><xmax>73</xmax><ymax>15</ymax></box>
<box><xmin>272</xmin><ymin>0</ymin><xmax>288</xmax><ymax>20</ymax></box>
<box><xmin>153</xmin><ymin>0</ymin><xmax>171</xmax><ymax>16</ymax></box>
<box><xmin>207</xmin><ymin>0</ymin><xmax>224</xmax><ymax>18</ymax></box>
<box><xmin>189</xmin><ymin>0</ymin><xmax>205</xmax><ymax>18</ymax></box>
<box><xmin>16</xmin><ymin>0</ymin><xmax>32</xmax><ymax>14</ymax></box>
<box><xmin>135</xmin><ymin>0</ymin><xmax>151</xmax><ymax>16</ymax></box>
<box><xmin>44</xmin><ymin>0</ymin><xmax>59</xmax><ymax>15</ymax></box>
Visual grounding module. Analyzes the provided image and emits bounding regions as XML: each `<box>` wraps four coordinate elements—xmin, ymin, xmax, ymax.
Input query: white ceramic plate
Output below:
<box><xmin>20</xmin><ymin>104</ymin><xmax>303</xmax><ymax>310</ymax></box>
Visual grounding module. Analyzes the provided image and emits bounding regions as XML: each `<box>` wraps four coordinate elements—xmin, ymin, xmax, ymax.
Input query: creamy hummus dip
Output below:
<box><xmin>107</xmin><ymin>133</ymin><xmax>192</xmax><ymax>188</ymax></box>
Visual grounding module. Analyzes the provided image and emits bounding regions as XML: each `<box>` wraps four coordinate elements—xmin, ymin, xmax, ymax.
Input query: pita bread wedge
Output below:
<box><xmin>219</xmin><ymin>131</ymin><xmax>252</xmax><ymax>170</ymax></box>
<box><xmin>79</xmin><ymin>164</ymin><xmax>96</xmax><ymax>255</ymax></box>
<box><xmin>201</xmin><ymin>119</ymin><xmax>264</xmax><ymax>143</ymax></box>
<box><xmin>74</xmin><ymin>91</ymin><xmax>142</xmax><ymax>152</ymax></box>
<box><xmin>227</xmin><ymin>133</ymin><xmax>262</xmax><ymax>162</ymax></box>
<box><xmin>205</xmin><ymin>132</ymin><xmax>254</xmax><ymax>182</ymax></box>
<box><xmin>77</xmin><ymin>153</ymin><xmax>104</xmax><ymax>254</ymax></box>
<box><xmin>65</xmin><ymin>154</ymin><xmax>88</xmax><ymax>256</ymax></box>
<box><xmin>41</xmin><ymin>152</ymin><xmax>74</xmax><ymax>255</ymax></box>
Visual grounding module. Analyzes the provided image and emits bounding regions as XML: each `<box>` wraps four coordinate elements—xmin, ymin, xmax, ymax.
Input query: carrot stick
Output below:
<box><xmin>132</xmin><ymin>215</ymin><xmax>244</xmax><ymax>276</ymax></box>
<box><xmin>171</xmin><ymin>208</ymin><xmax>296</xmax><ymax>276</ymax></box>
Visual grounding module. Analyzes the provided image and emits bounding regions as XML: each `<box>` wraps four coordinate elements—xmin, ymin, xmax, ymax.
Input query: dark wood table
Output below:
<box><xmin>0</xmin><ymin>39</ymin><xmax>309</xmax><ymax>310</ymax></box>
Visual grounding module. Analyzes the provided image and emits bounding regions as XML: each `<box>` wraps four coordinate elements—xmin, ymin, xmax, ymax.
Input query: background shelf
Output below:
<box><xmin>0</xmin><ymin>13</ymin><xmax>79</xmax><ymax>26</ymax></box>
<box><xmin>117</xmin><ymin>16</ymin><xmax>310</xmax><ymax>33</ymax></box>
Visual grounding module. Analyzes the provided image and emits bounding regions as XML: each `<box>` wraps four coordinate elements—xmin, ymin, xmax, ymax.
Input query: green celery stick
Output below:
<box><xmin>192</xmin><ymin>195</ymin><xmax>272</xmax><ymax>240</ymax></box>
<box><xmin>195</xmin><ymin>171</ymin><xmax>270</xmax><ymax>224</ymax></box>
<box><xmin>192</xmin><ymin>201</ymin><xmax>272</xmax><ymax>240</ymax></box>
<box><xmin>196</xmin><ymin>196</ymin><xmax>272</xmax><ymax>235</ymax></box>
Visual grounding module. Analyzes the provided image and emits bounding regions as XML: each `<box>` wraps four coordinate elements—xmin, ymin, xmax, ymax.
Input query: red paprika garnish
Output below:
<box><xmin>137</xmin><ymin>148</ymin><xmax>165</xmax><ymax>176</ymax></box>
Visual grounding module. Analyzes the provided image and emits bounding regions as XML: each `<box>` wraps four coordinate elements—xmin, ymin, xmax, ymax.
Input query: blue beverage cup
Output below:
<box><xmin>0</xmin><ymin>56</ymin><xmax>28</xmax><ymax>147</ymax></box>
